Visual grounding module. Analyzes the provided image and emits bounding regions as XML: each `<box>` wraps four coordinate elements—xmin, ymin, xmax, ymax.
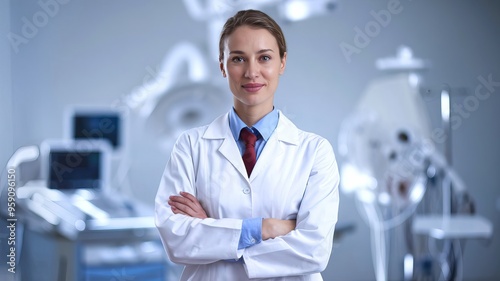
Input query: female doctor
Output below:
<box><xmin>155</xmin><ymin>9</ymin><xmax>339</xmax><ymax>281</ymax></box>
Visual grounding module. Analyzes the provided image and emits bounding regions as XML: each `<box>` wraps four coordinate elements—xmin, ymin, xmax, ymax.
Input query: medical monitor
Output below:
<box><xmin>65</xmin><ymin>106</ymin><xmax>126</xmax><ymax>154</ymax></box>
<box><xmin>41</xmin><ymin>140</ymin><xmax>111</xmax><ymax>190</ymax></box>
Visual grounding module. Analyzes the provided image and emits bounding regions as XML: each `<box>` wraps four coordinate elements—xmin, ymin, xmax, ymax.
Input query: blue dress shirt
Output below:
<box><xmin>228</xmin><ymin>107</ymin><xmax>279</xmax><ymax>250</ymax></box>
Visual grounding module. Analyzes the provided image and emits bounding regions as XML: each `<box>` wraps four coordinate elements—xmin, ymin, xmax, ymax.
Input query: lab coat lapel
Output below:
<box><xmin>203</xmin><ymin>113</ymin><xmax>248</xmax><ymax>179</ymax></box>
<box><xmin>219</xmin><ymin>138</ymin><xmax>248</xmax><ymax>179</ymax></box>
<box><xmin>250</xmin><ymin>132</ymin><xmax>283</xmax><ymax>181</ymax></box>
<box><xmin>250</xmin><ymin>111</ymin><xmax>299</xmax><ymax>181</ymax></box>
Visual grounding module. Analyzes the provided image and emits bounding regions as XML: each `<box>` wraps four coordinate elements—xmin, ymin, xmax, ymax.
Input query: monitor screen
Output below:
<box><xmin>73</xmin><ymin>114</ymin><xmax>121</xmax><ymax>150</ymax></box>
<box><xmin>48</xmin><ymin>150</ymin><xmax>102</xmax><ymax>190</ymax></box>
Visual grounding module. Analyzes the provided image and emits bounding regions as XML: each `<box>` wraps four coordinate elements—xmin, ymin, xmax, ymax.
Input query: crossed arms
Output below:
<box><xmin>168</xmin><ymin>191</ymin><xmax>296</xmax><ymax>240</ymax></box>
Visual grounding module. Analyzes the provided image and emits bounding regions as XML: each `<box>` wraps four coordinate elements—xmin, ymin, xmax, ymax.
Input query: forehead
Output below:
<box><xmin>224</xmin><ymin>25</ymin><xmax>278</xmax><ymax>51</ymax></box>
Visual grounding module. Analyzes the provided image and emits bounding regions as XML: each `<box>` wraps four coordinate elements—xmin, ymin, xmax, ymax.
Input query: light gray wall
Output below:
<box><xmin>5</xmin><ymin>1</ymin><xmax>500</xmax><ymax>280</ymax></box>
<box><xmin>1</xmin><ymin>0</ymin><xmax>13</xmax><ymax>171</ymax></box>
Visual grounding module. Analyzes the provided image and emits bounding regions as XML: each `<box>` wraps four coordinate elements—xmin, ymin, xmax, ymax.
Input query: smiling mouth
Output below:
<box><xmin>242</xmin><ymin>83</ymin><xmax>264</xmax><ymax>92</ymax></box>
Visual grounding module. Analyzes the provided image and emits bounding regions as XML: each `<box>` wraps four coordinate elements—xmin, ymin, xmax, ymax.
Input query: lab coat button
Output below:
<box><xmin>243</xmin><ymin>188</ymin><xmax>250</xmax><ymax>194</ymax></box>
<box><xmin>251</xmin><ymin>238</ymin><xmax>256</xmax><ymax>244</ymax></box>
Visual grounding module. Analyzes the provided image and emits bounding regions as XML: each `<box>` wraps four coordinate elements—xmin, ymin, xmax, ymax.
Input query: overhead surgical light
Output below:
<box><xmin>125</xmin><ymin>42</ymin><xmax>211</xmax><ymax>117</ymax></box>
<box><xmin>121</xmin><ymin>41</ymin><xmax>231</xmax><ymax>153</ymax></box>
<box><xmin>282</xmin><ymin>0</ymin><xmax>310</xmax><ymax>21</ymax></box>
<box><xmin>279</xmin><ymin>0</ymin><xmax>337</xmax><ymax>22</ymax></box>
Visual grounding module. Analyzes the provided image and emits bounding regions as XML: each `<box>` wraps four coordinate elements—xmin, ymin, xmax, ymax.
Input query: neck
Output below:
<box><xmin>234</xmin><ymin>104</ymin><xmax>273</xmax><ymax>127</ymax></box>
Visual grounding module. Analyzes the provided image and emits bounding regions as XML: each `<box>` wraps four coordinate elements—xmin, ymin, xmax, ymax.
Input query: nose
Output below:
<box><xmin>244</xmin><ymin>60</ymin><xmax>259</xmax><ymax>79</ymax></box>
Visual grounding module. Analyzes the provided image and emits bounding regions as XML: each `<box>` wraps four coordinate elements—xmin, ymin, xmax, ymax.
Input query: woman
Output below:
<box><xmin>155</xmin><ymin>9</ymin><xmax>339</xmax><ymax>281</ymax></box>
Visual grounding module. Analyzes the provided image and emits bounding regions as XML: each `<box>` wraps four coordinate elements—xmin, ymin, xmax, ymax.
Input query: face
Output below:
<box><xmin>220</xmin><ymin>25</ymin><xmax>286</xmax><ymax>113</ymax></box>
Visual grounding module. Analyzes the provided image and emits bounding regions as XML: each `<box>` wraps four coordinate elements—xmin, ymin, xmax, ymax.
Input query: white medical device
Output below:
<box><xmin>338</xmin><ymin>46</ymin><xmax>492</xmax><ymax>281</ymax></box>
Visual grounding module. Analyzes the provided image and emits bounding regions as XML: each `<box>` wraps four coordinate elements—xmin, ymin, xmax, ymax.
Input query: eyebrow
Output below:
<box><xmin>229</xmin><ymin>49</ymin><xmax>275</xmax><ymax>55</ymax></box>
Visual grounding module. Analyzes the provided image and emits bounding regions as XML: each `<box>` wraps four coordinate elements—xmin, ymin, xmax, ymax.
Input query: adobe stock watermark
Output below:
<box><xmin>7</xmin><ymin>0</ymin><xmax>72</xmax><ymax>54</ymax></box>
<box><xmin>339</xmin><ymin>0</ymin><xmax>407</xmax><ymax>63</ymax></box>
<box><xmin>111</xmin><ymin>64</ymin><xmax>170</xmax><ymax>110</ymax></box>
<box><xmin>432</xmin><ymin>74</ymin><xmax>499</xmax><ymax>144</ymax></box>
<box><xmin>5</xmin><ymin>167</ymin><xmax>17</xmax><ymax>274</ymax></box>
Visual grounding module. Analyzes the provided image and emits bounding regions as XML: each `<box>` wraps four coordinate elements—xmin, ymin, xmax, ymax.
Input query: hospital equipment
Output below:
<box><xmin>338</xmin><ymin>46</ymin><xmax>493</xmax><ymax>281</ymax></box>
<box><xmin>63</xmin><ymin>105</ymin><xmax>136</xmax><ymax>196</ymax></box>
<box><xmin>0</xmin><ymin>139</ymin><xmax>171</xmax><ymax>281</ymax></box>
<box><xmin>65</xmin><ymin>106</ymin><xmax>127</xmax><ymax>155</ymax></box>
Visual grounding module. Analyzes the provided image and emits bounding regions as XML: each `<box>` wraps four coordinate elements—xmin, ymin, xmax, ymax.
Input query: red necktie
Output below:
<box><xmin>240</xmin><ymin>128</ymin><xmax>257</xmax><ymax>176</ymax></box>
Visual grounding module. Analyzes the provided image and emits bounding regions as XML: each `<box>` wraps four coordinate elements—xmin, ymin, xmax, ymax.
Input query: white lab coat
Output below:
<box><xmin>155</xmin><ymin>111</ymin><xmax>339</xmax><ymax>281</ymax></box>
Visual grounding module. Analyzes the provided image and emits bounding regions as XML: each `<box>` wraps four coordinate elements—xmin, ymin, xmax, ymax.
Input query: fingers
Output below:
<box><xmin>179</xmin><ymin>191</ymin><xmax>199</xmax><ymax>204</ymax></box>
<box><xmin>171</xmin><ymin>205</ymin><xmax>188</xmax><ymax>216</ymax></box>
<box><xmin>179</xmin><ymin>192</ymin><xmax>205</xmax><ymax>210</ymax></box>
<box><xmin>169</xmin><ymin>195</ymin><xmax>197</xmax><ymax>215</ymax></box>
<box><xmin>168</xmin><ymin>192</ymin><xmax>208</xmax><ymax>219</ymax></box>
<box><xmin>169</xmin><ymin>192</ymin><xmax>200</xmax><ymax>208</ymax></box>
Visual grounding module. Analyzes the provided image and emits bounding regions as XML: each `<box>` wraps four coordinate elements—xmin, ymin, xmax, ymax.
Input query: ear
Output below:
<box><xmin>219</xmin><ymin>61</ymin><xmax>226</xmax><ymax>78</ymax></box>
<box><xmin>279</xmin><ymin>52</ymin><xmax>287</xmax><ymax>75</ymax></box>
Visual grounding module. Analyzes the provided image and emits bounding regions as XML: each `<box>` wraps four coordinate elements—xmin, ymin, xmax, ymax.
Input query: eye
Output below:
<box><xmin>260</xmin><ymin>55</ymin><xmax>271</xmax><ymax>61</ymax></box>
<box><xmin>231</xmin><ymin>56</ymin><xmax>244</xmax><ymax>63</ymax></box>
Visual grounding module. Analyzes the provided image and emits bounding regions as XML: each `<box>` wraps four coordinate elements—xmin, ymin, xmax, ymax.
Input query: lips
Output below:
<box><xmin>242</xmin><ymin>83</ymin><xmax>264</xmax><ymax>93</ymax></box>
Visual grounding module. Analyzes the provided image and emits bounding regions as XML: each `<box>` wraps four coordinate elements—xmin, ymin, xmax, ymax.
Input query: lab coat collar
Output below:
<box><xmin>274</xmin><ymin>110</ymin><xmax>300</xmax><ymax>146</ymax></box>
<box><xmin>203</xmin><ymin>110</ymin><xmax>299</xmax><ymax>146</ymax></box>
<box><xmin>203</xmin><ymin>110</ymin><xmax>300</xmax><ymax>181</ymax></box>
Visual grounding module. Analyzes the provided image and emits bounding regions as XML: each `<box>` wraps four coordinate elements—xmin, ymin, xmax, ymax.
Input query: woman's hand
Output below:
<box><xmin>168</xmin><ymin>192</ymin><xmax>208</xmax><ymax>219</ymax></box>
<box><xmin>168</xmin><ymin>192</ymin><xmax>295</xmax><ymax>239</ymax></box>
<box><xmin>262</xmin><ymin>218</ymin><xmax>296</xmax><ymax>240</ymax></box>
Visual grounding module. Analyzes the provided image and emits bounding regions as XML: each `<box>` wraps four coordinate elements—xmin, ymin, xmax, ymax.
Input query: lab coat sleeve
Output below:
<box><xmin>155</xmin><ymin>132</ymin><xmax>243</xmax><ymax>265</ymax></box>
<box><xmin>242</xmin><ymin>138</ymin><xmax>340</xmax><ymax>278</ymax></box>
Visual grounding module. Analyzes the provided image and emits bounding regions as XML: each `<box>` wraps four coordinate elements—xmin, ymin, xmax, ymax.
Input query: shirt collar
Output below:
<box><xmin>229</xmin><ymin>107</ymin><xmax>279</xmax><ymax>141</ymax></box>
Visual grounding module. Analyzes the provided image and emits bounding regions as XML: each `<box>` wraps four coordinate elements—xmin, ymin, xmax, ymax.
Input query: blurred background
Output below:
<box><xmin>1</xmin><ymin>0</ymin><xmax>499</xmax><ymax>280</ymax></box>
